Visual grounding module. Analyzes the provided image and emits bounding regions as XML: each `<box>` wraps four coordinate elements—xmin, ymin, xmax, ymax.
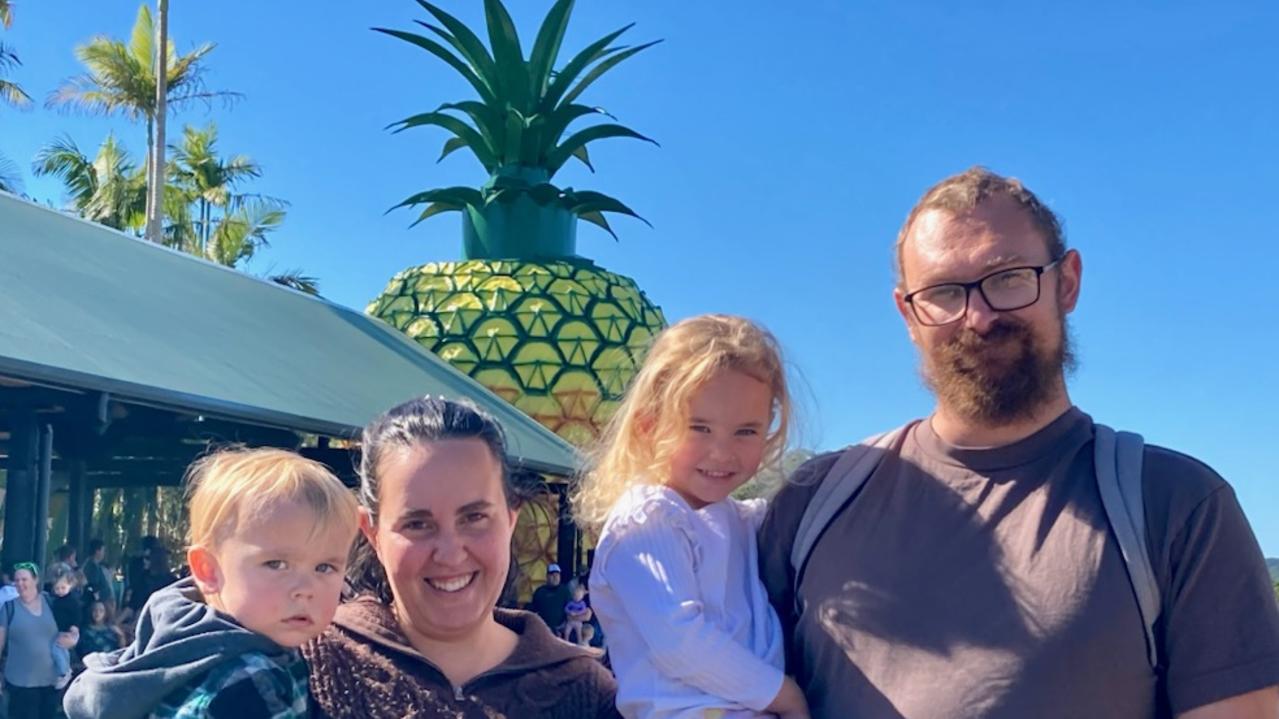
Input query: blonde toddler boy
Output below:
<box><xmin>64</xmin><ymin>448</ymin><xmax>359</xmax><ymax>719</ymax></box>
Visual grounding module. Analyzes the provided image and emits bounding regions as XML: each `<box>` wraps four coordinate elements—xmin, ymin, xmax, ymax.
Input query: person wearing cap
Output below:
<box><xmin>527</xmin><ymin>563</ymin><xmax>573</xmax><ymax>634</ymax></box>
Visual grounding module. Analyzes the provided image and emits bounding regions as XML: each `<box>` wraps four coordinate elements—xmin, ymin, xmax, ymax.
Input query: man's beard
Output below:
<box><xmin>921</xmin><ymin>315</ymin><xmax>1076</xmax><ymax>425</ymax></box>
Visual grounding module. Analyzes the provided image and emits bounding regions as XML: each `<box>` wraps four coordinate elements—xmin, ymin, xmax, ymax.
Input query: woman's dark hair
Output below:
<box><xmin>347</xmin><ymin>396</ymin><xmax>513</xmax><ymax>603</ymax></box>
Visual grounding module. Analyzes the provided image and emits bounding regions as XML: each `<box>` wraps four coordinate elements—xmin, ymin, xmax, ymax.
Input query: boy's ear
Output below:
<box><xmin>187</xmin><ymin>546</ymin><xmax>223</xmax><ymax>596</ymax></box>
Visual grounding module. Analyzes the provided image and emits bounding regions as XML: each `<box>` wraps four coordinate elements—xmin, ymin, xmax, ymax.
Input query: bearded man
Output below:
<box><xmin>759</xmin><ymin>167</ymin><xmax>1279</xmax><ymax>719</ymax></box>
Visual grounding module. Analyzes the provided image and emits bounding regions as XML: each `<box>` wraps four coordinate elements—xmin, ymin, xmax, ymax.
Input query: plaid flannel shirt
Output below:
<box><xmin>152</xmin><ymin>649</ymin><xmax>309</xmax><ymax>719</ymax></box>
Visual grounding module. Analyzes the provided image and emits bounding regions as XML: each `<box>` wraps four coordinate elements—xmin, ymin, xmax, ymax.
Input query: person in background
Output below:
<box><xmin>561</xmin><ymin>581</ymin><xmax>592</xmax><ymax>643</ymax></box>
<box><xmin>0</xmin><ymin>570</ymin><xmax>15</xmax><ymax>605</ymax></box>
<box><xmin>79</xmin><ymin>540</ymin><xmax>114</xmax><ymax>617</ymax></box>
<box><xmin>124</xmin><ymin>536</ymin><xmax>160</xmax><ymax>613</ymax></box>
<box><xmin>0</xmin><ymin>562</ymin><xmax>77</xmax><ymax>719</ymax></box>
<box><xmin>526</xmin><ymin>562</ymin><xmax>572</xmax><ymax>634</ymax></box>
<box><xmin>46</xmin><ymin>564</ymin><xmax>81</xmax><ymax>689</ymax></box>
<box><xmin>75</xmin><ymin>600</ymin><xmax>124</xmax><ymax>659</ymax></box>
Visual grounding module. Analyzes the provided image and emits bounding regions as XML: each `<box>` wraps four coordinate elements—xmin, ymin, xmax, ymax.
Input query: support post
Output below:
<box><xmin>33</xmin><ymin>423</ymin><xmax>53</xmax><ymax>567</ymax></box>
<box><xmin>555</xmin><ymin>486</ymin><xmax>578</xmax><ymax>577</ymax></box>
<box><xmin>1</xmin><ymin>412</ymin><xmax>38</xmax><ymax>570</ymax></box>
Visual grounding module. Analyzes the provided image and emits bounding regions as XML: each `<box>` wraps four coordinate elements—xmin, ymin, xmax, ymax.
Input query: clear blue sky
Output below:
<box><xmin>3</xmin><ymin>1</ymin><xmax>1276</xmax><ymax>556</ymax></box>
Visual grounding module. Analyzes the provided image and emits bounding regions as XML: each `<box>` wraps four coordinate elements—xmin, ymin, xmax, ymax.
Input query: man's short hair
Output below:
<box><xmin>87</xmin><ymin>539</ymin><xmax>106</xmax><ymax>555</ymax></box>
<box><xmin>184</xmin><ymin>447</ymin><xmax>358</xmax><ymax>550</ymax></box>
<box><xmin>895</xmin><ymin>166</ymin><xmax>1067</xmax><ymax>287</ymax></box>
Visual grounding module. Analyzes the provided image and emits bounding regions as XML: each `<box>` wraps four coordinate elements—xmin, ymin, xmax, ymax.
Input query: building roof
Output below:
<box><xmin>0</xmin><ymin>192</ymin><xmax>578</xmax><ymax>475</ymax></box>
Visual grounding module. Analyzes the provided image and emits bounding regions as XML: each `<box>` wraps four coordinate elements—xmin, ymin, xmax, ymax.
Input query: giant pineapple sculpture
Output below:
<box><xmin>368</xmin><ymin>0</ymin><xmax>666</xmax><ymax>448</ymax></box>
<box><xmin>368</xmin><ymin>0</ymin><xmax>666</xmax><ymax>589</ymax></box>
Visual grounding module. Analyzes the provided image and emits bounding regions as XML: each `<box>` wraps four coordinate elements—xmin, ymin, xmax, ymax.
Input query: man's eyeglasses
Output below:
<box><xmin>903</xmin><ymin>259</ymin><xmax>1063</xmax><ymax>327</ymax></box>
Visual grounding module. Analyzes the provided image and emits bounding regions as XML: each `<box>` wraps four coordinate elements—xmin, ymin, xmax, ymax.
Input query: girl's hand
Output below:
<box><xmin>765</xmin><ymin>676</ymin><xmax>810</xmax><ymax>719</ymax></box>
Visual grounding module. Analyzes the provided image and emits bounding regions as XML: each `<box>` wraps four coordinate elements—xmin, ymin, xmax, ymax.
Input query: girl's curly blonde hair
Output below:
<box><xmin>572</xmin><ymin>314</ymin><xmax>791</xmax><ymax>531</ymax></box>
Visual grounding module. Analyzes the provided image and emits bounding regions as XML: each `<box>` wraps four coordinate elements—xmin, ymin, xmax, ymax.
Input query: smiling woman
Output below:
<box><xmin>302</xmin><ymin>397</ymin><xmax>620</xmax><ymax>719</ymax></box>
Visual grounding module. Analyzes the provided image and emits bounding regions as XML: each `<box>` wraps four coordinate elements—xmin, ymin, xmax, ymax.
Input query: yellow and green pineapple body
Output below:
<box><xmin>368</xmin><ymin>258</ymin><xmax>666</xmax><ymax>446</ymax></box>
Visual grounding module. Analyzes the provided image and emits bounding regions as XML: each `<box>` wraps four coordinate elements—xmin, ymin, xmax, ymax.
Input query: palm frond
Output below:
<box><xmin>0</xmin><ymin>152</ymin><xmax>22</xmax><ymax>193</ymax></box>
<box><xmin>48</xmin><ymin>8</ymin><xmax>235</xmax><ymax>120</ymax></box>
<box><xmin>32</xmin><ymin>135</ymin><xmax>99</xmax><ymax>208</ymax></box>
<box><xmin>0</xmin><ymin>79</ymin><xmax>30</xmax><ymax>107</ymax></box>
<box><xmin>267</xmin><ymin>270</ymin><xmax>321</xmax><ymax>296</ymax></box>
<box><xmin>208</xmin><ymin>198</ymin><xmax>286</xmax><ymax>266</ymax></box>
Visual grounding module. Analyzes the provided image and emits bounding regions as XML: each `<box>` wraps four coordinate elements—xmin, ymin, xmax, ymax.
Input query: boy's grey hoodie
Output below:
<box><xmin>63</xmin><ymin>576</ymin><xmax>290</xmax><ymax>719</ymax></box>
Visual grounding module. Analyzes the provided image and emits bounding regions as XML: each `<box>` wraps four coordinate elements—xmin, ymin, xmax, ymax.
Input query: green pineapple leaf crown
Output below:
<box><xmin>376</xmin><ymin>0</ymin><xmax>659</xmax><ymax>257</ymax></box>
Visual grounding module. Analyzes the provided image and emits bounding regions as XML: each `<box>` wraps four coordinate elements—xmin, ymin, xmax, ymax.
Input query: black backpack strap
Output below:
<box><xmin>1093</xmin><ymin>423</ymin><xmax>1160</xmax><ymax>668</ymax></box>
<box><xmin>789</xmin><ymin>424</ymin><xmax>912</xmax><ymax>615</ymax></box>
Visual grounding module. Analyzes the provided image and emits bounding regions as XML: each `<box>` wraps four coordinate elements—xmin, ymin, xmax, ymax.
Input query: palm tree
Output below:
<box><xmin>47</xmin><ymin>3</ymin><xmax>235</xmax><ymax>239</ymax></box>
<box><xmin>0</xmin><ymin>40</ymin><xmax>28</xmax><ymax>109</ymax></box>
<box><xmin>166</xmin><ymin>123</ymin><xmax>312</xmax><ymax>291</ymax></box>
<box><xmin>168</xmin><ymin>123</ymin><xmax>264</xmax><ymax>255</ymax></box>
<box><xmin>203</xmin><ymin>197</ymin><xmax>285</xmax><ymax>266</ymax></box>
<box><xmin>32</xmin><ymin>134</ymin><xmax>147</xmax><ymax>231</ymax></box>
<box><xmin>0</xmin><ymin>154</ymin><xmax>20</xmax><ymax>193</ymax></box>
<box><xmin>0</xmin><ymin>0</ymin><xmax>30</xmax><ymax>193</ymax></box>
<box><xmin>145</xmin><ymin>0</ymin><xmax>169</xmax><ymax>244</ymax></box>
<box><xmin>0</xmin><ymin>0</ymin><xmax>28</xmax><ymax>107</ymax></box>
<box><xmin>34</xmin><ymin>131</ymin><xmax>317</xmax><ymax>294</ymax></box>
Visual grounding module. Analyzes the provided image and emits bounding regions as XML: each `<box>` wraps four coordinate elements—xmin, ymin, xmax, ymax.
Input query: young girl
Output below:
<box><xmin>76</xmin><ymin>600</ymin><xmax>125</xmax><ymax>658</ymax></box>
<box><xmin>575</xmin><ymin>314</ymin><xmax>809</xmax><ymax>719</ymax></box>
<box><xmin>561</xmin><ymin>581</ymin><xmax>592</xmax><ymax>643</ymax></box>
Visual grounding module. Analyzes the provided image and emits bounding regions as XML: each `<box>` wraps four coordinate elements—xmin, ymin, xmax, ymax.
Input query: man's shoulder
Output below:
<box><xmin>775</xmin><ymin>450</ymin><xmax>843</xmax><ymax>498</ymax></box>
<box><xmin>770</xmin><ymin>449</ymin><xmax>846</xmax><ymax>504</ymax></box>
<box><xmin>1141</xmin><ymin>443</ymin><xmax>1227</xmax><ymax>497</ymax></box>
<box><xmin>760</xmin><ymin>449</ymin><xmax>846</xmax><ymax>543</ymax></box>
<box><xmin>1138</xmin><ymin>442</ymin><xmax>1234</xmax><ymax>542</ymax></box>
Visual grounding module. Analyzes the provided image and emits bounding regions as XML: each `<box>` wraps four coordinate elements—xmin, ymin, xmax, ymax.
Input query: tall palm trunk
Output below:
<box><xmin>200</xmin><ymin>197</ymin><xmax>211</xmax><ymax>257</ymax></box>
<box><xmin>144</xmin><ymin>0</ymin><xmax>169</xmax><ymax>244</ymax></box>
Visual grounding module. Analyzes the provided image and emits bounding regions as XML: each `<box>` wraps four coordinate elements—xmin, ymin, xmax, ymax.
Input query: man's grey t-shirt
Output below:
<box><xmin>759</xmin><ymin>409</ymin><xmax>1279</xmax><ymax>718</ymax></box>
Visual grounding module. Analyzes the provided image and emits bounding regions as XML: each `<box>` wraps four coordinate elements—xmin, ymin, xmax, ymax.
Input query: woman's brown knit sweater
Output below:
<box><xmin>302</xmin><ymin>597</ymin><xmax>621</xmax><ymax>719</ymax></box>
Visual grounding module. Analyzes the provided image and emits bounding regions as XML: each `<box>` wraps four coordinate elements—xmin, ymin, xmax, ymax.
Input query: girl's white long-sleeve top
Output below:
<box><xmin>590</xmin><ymin>484</ymin><xmax>785</xmax><ymax>719</ymax></box>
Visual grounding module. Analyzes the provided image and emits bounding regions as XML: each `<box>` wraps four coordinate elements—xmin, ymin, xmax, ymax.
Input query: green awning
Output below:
<box><xmin>0</xmin><ymin>192</ymin><xmax>578</xmax><ymax>475</ymax></box>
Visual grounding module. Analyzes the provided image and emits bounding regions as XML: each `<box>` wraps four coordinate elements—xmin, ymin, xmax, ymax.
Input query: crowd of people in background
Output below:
<box><xmin>0</xmin><ymin>536</ymin><xmax>182</xmax><ymax>675</ymax></box>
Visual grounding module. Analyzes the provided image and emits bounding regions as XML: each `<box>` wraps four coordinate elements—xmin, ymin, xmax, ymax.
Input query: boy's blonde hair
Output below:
<box><xmin>573</xmin><ymin>314</ymin><xmax>791</xmax><ymax>530</ymax></box>
<box><xmin>184</xmin><ymin>447</ymin><xmax>358</xmax><ymax>549</ymax></box>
